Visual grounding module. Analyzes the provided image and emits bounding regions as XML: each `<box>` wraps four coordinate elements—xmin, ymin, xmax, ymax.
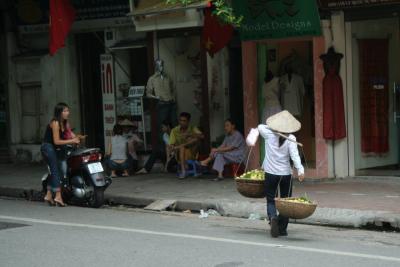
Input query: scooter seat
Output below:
<box><xmin>70</xmin><ymin>148</ymin><xmax>101</xmax><ymax>157</ymax></box>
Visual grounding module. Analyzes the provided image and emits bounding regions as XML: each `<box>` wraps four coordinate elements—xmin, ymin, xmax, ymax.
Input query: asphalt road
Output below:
<box><xmin>0</xmin><ymin>198</ymin><xmax>399</xmax><ymax>267</ymax></box>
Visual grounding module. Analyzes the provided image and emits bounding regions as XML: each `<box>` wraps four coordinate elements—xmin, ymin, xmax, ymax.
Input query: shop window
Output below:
<box><xmin>258</xmin><ymin>40</ymin><xmax>316</xmax><ymax>168</ymax></box>
<box><xmin>20</xmin><ymin>83</ymin><xmax>41</xmax><ymax>144</ymax></box>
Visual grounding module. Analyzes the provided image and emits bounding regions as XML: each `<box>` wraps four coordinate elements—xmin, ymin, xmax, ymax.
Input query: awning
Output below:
<box><xmin>109</xmin><ymin>39</ymin><xmax>147</xmax><ymax>50</ymax></box>
<box><xmin>129</xmin><ymin>0</ymin><xmax>210</xmax><ymax>17</ymax></box>
<box><xmin>318</xmin><ymin>0</ymin><xmax>400</xmax><ymax>9</ymax></box>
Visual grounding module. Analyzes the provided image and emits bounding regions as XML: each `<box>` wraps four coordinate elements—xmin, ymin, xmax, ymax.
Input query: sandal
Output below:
<box><xmin>44</xmin><ymin>197</ymin><xmax>55</xmax><ymax>206</ymax></box>
<box><xmin>54</xmin><ymin>199</ymin><xmax>67</xmax><ymax>207</ymax></box>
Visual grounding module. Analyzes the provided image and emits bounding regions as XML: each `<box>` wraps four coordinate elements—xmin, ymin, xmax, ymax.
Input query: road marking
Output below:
<box><xmin>0</xmin><ymin>215</ymin><xmax>399</xmax><ymax>263</ymax></box>
<box><xmin>385</xmin><ymin>195</ymin><xmax>400</xmax><ymax>198</ymax></box>
<box><xmin>351</xmin><ymin>193</ymin><xmax>366</xmax><ymax>196</ymax></box>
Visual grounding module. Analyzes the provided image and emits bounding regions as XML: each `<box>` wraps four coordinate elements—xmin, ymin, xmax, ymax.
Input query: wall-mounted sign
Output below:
<box><xmin>318</xmin><ymin>0</ymin><xmax>400</xmax><ymax>9</ymax></box>
<box><xmin>128</xmin><ymin>86</ymin><xmax>145</xmax><ymax>98</ymax></box>
<box><xmin>100</xmin><ymin>54</ymin><xmax>116</xmax><ymax>151</ymax></box>
<box><xmin>233</xmin><ymin>0</ymin><xmax>322</xmax><ymax>41</ymax></box>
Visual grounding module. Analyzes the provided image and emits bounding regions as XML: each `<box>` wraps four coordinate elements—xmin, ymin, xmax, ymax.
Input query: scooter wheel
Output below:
<box><xmin>88</xmin><ymin>188</ymin><xmax>104</xmax><ymax>208</ymax></box>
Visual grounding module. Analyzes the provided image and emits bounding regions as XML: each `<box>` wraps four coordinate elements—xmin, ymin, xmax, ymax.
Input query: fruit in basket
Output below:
<box><xmin>237</xmin><ymin>169</ymin><xmax>265</xmax><ymax>180</ymax></box>
<box><xmin>285</xmin><ymin>194</ymin><xmax>313</xmax><ymax>204</ymax></box>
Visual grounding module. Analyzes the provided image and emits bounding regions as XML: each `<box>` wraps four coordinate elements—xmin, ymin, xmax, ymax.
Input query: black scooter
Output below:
<box><xmin>41</xmin><ymin>145</ymin><xmax>112</xmax><ymax>208</ymax></box>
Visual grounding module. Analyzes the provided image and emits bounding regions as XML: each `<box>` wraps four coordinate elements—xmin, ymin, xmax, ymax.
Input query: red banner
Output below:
<box><xmin>49</xmin><ymin>0</ymin><xmax>76</xmax><ymax>56</ymax></box>
<box><xmin>202</xmin><ymin>9</ymin><xmax>233</xmax><ymax>56</ymax></box>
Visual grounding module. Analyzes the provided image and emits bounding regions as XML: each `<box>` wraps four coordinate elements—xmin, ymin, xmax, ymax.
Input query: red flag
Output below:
<box><xmin>49</xmin><ymin>0</ymin><xmax>76</xmax><ymax>56</ymax></box>
<box><xmin>202</xmin><ymin>9</ymin><xmax>233</xmax><ymax>56</ymax></box>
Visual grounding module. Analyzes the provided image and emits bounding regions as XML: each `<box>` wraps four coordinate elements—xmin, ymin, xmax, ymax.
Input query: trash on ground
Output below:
<box><xmin>248</xmin><ymin>213</ymin><xmax>261</xmax><ymax>220</ymax></box>
<box><xmin>206</xmin><ymin>209</ymin><xmax>221</xmax><ymax>216</ymax></box>
<box><xmin>199</xmin><ymin>209</ymin><xmax>209</xmax><ymax>219</ymax></box>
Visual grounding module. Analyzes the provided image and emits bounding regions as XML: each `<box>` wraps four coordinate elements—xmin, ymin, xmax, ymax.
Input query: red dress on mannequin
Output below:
<box><xmin>322</xmin><ymin>67</ymin><xmax>346</xmax><ymax>140</ymax></box>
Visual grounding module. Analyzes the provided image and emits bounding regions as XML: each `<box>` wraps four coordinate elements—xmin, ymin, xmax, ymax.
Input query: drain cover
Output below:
<box><xmin>0</xmin><ymin>221</ymin><xmax>29</xmax><ymax>231</ymax></box>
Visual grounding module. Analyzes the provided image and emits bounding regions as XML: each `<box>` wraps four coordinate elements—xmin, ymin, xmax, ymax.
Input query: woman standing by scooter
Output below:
<box><xmin>41</xmin><ymin>103</ymin><xmax>80</xmax><ymax>207</ymax></box>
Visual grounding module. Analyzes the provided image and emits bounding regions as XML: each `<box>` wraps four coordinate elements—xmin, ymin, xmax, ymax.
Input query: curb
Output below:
<box><xmin>1</xmin><ymin>186</ymin><xmax>399</xmax><ymax>231</ymax></box>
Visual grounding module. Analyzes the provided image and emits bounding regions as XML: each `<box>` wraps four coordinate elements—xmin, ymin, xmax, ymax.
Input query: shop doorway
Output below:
<box><xmin>258</xmin><ymin>40</ymin><xmax>316</xmax><ymax>168</ymax></box>
<box><xmin>0</xmin><ymin>81</ymin><xmax>9</xmax><ymax>163</ymax></box>
<box><xmin>76</xmin><ymin>32</ymin><xmax>105</xmax><ymax>150</ymax></box>
<box><xmin>351</xmin><ymin>18</ymin><xmax>400</xmax><ymax>176</ymax></box>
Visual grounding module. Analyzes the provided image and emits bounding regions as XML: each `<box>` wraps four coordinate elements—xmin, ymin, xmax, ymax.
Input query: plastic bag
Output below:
<box><xmin>246</xmin><ymin>128</ymin><xmax>259</xmax><ymax>146</ymax></box>
<box><xmin>199</xmin><ymin>209</ymin><xmax>209</xmax><ymax>219</ymax></box>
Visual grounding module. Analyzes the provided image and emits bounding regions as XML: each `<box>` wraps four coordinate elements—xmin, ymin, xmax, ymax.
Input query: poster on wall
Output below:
<box><xmin>100</xmin><ymin>54</ymin><xmax>116</xmax><ymax>152</ymax></box>
<box><xmin>232</xmin><ymin>0</ymin><xmax>322</xmax><ymax>40</ymax></box>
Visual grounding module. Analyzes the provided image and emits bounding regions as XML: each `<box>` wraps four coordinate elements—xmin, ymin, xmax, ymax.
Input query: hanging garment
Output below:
<box><xmin>263</xmin><ymin>77</ymin><xmax>282</xmax><ymax>121</ymax></box>
<box><xmin>358</xmin><ymin>39</ymin><xmax>389</xmax><ymax>154</ymax></box>
<box><xmin>322</xmin><ymin>67</ymin><xmax>346</xmax><ymax>140</ymax></box>
<box><xmin>280</xmin><ymin>74</ymin><xmax>305</xmax><ymax>117</ymax></box>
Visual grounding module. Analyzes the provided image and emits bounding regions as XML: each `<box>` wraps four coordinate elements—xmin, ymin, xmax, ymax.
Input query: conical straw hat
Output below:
<box><xmin>266</xmin><ymin>110</ymin><xmax>301</xmax><ymax>133</ymax></box>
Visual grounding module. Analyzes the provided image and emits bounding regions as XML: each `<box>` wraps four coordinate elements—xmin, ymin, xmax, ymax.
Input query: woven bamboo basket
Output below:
<box><xmin>275</xmin><ymin>197</ymin><xmax>317</xmax><ymax>219</ymax></box>
<box><xmin>235</xmin><ymin>178</ymin><xmax>265</xmax><ymax>198</ymax></box>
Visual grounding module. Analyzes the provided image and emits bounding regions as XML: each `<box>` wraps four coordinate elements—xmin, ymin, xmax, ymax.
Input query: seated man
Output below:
<box><xmin>200</xmin><ymin>119</ymin><xmax>246</xmax><ymax>181</ymax></box>
<box><xmin>169</xmin><ymin>112</ymin><xmax>204</xmax><ymax>179</ymax></box>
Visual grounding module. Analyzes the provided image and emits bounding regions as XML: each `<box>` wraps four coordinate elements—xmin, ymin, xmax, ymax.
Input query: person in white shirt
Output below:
<box><xmin>106</xmin><ymin>124</ymin><xmax>132</xmax><ymax>178</ymax></box>
<box><xmin>120</xmin><ymin>119</ymin><xmax>143</xmax><ymax>172</ymax></box>
<box><xmin>254</xmin><ymin>110</ymin><xmax>305</xmax><ymax>238</ymax></box>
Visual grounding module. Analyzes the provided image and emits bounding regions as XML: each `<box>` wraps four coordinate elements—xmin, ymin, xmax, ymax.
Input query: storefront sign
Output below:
<box><xmin>100</xmin><ymin>54</ymin><xmax>117</xmax><ymax>151</ymax></box>
<box><xmin>319</xmin><ymin>0</ymin><xmax>400</xmax><ymax>9</ymax></box>
<box><xmin>233</xmin><ymin>0</ymin><xmax>322</xmax><ymax>40</ymax></box>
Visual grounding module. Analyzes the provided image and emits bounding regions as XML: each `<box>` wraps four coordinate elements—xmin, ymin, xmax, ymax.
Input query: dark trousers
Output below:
<box><xmin>41</xmin><ymin>143</ymin><xmax>62</xmax><ymax>192</ymax></box>
<box><xmin>156</xmin><ymin>102</ymin><xmax>177</xmax><ymax>143</ymax></box>
<box><xmin>264</xmin><ymin>173</ymin><xmax>292</xmax><ymax>232</ymax></box>
<box><xmin>144</xmin><ymin>147</ymin><xmax>166</xmax><ymax>172</ymax></box>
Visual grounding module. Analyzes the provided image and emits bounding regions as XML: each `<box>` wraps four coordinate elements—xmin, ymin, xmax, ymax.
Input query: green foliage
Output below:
<box><xmin>166</xmin><ymin>0</ymin><xmax>243</xmax><ymax>27</ymax></box>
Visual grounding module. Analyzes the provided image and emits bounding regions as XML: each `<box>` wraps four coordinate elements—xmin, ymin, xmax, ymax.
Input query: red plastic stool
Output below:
<box><xmin>223</xmin><ymin>163</ymin><xmax>245</xmax><ymax>178</ymax></box>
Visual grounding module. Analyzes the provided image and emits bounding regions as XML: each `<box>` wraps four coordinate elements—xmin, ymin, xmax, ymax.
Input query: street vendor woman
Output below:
<box><xmin>253</xmin><ymin>110</ymin><xmax>305</xmax><ymax>238</ymax></box>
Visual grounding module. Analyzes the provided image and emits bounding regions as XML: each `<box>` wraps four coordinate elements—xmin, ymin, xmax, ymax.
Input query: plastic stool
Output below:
<box><xmin>223</xmin><ymin>163</ymin><xmax>245</xmax><ymax>178</ymax></box>
<box><xmin>177</xmin><ymin>160</ymin><xmax>200</xmax><ymax>177</ymax></box>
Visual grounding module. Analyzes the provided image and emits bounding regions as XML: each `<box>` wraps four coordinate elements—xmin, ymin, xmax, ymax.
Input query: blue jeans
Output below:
<box><xmin>106</xmin><ymin>158</ymin><xmax>132</xmax><ymax>172</ymax></box>
<box><xmin>41</xmin><ymin>143</ymin><xmax>62</xmax><ymax>192</ymax></box>
<box><xmin>264</xmin><ymin>173</ymin><xmax>292</xmax><ymax>232</ymax></box>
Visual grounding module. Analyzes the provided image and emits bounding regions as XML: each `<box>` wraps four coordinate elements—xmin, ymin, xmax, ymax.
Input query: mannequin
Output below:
<box><xmin>279</xmin><ymin>64</ymin><xmax>305</xmax><ymax>118</ymax></box>
<box><xmin>320</xmin><ymin>47</ymin><xmax>346</xmax><ymax>140</ymax></box>
<box><xmin>146</xmin><ymin>59</ymin><xmax>178</xmax><ymax>143</ymax></box>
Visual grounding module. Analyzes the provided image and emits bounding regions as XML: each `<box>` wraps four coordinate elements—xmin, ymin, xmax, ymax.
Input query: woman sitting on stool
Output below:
<box><xmin>200</xmin><ymin>119</ymin><xmax>246</xmax><ymax>181</ymax></box>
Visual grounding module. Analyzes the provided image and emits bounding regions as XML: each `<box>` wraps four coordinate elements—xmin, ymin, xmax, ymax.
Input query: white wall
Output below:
<box><xmin>328</xmin><ymin>12</ymin><xmax>350</xmax><ymax>178</ymax></box>
<box><xmin>207</xmin><ymin>48</ymin><xmax>230</xmax><ymax>142</ymax></box>
<box><xmin>7</xmin><ymin>33</ymin><xmax>81</xmax><ymax>162</ymax></box>
<box><xmin>156</xmin><ymin>36</ymin><xmax>202</xmax><ymax>126</ymax></box>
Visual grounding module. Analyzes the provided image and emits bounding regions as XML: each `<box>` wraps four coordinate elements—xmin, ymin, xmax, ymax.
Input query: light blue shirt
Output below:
<box><xmin>163</xmin><ymin>133</ymin><xmax>170</xmax><ymax>145</ymax></box>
